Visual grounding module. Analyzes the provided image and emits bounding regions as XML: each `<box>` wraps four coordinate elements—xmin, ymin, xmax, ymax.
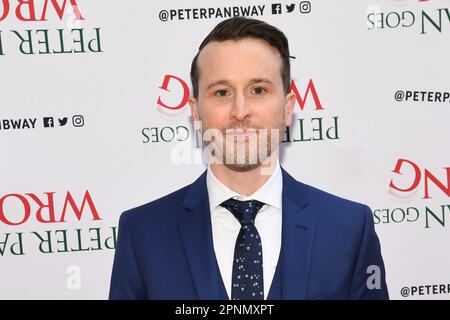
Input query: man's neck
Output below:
<box><xmin>209</xmin><ymin>160</ymin><xmax>278</xmax><ymax>197</ymax></box>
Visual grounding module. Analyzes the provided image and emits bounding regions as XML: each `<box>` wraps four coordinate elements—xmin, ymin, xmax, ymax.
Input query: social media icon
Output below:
<box><xmin>43</xmin><ymin>117</ymin><xmax>54</xmax><ymax>128</ymax></box>
<box><xmin>299</xmin><ymin>1</ymin><xmax>311</xmax><ymax>13</ymax></box>
<box><xmin>286</xmin><ymin>4</ymin><xmax>295</xmax><ymax>13</ymax></box>
<box><xmin>58</xmin><ymin>117</ymin><xmax>68</xmax><ymax>126</ymax></box>
<box><xmin>72</xmin><ymin>115</ymin><xmax>84</xmax><ymax>127</ymax></box>
<box><xmin>272</xmin><ymin>3</ymin><xmax>282</xmax><ymax>14</ymax></box>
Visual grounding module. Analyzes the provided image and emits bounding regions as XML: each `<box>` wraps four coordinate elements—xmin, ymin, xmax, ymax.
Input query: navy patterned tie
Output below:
<box><xmin>220</xmin><ymin>198</ymin><xmax>265</xmax><ymax>300</ymax></box>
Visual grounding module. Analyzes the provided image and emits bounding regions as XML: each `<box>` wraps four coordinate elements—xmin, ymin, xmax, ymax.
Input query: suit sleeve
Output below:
<box><xmin>109</xmin><ymin>211</ymin><xmax>147</xmax><ymax>299</ymax></box>
<box><xmin>349</xmin><ymin>205</ymin><xmax>389</xmax><ymax>300</ymax></box>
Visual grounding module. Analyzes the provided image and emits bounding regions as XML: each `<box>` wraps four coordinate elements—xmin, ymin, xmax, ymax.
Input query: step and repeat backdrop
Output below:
<box><xmin>1</xmin><ymin>0</ymin><xmax>449</xmax><ymax>299</ymax></box>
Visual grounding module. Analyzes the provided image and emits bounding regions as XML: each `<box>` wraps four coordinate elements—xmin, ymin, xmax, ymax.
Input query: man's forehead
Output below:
<box><xmin>196</xmin><ymin>39</ymin><xmax>282</xmax><ymax>86</ymax></box>
<box><xmin>198</xmin><ymin>38</ymin><xmax>281</xmax><ymax>60</ymax></box>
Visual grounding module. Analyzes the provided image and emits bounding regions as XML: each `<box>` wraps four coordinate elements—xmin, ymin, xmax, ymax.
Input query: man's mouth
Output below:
<box><xmin>225</xmin><ymin>128</ymin><xmax>258</xmax><ymax>137</ymax></box>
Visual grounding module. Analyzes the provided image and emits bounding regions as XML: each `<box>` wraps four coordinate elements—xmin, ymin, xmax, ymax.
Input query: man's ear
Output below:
<box><xmin>283</xmin><ymin>92</ymin><xmax>296</xmax><ymax>127</ymax></box>
<box><xmin>188</xmin><ymin>96</ymin><xmax>200</xmax><ymax>121</ymax></box>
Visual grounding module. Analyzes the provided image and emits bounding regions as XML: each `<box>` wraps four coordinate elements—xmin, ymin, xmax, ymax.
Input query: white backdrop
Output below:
<box><xmin>1</xmin><ymin>0</ymin><xmax>449</xmax><ymax>299</ymax></box>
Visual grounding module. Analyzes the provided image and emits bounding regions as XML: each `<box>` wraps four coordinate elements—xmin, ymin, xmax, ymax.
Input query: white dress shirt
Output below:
<box><xmin>206</xmin><ymin>162</ymin><xmax>283</xmax><ymax>300</ymax></box>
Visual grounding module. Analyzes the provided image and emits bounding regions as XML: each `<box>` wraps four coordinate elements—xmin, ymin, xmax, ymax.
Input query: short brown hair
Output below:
<box><xmin>190</xmin><ymin>17</ymin><xmax>292</xmax><ymax>99</ymax></box>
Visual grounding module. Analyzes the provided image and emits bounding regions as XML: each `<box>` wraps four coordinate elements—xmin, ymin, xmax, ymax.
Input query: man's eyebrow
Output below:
<box><xmin>206</xmin><ymin>80</ymin><xmax>231</xmax><ymax>90</ymax></box>
<box><xmin>248</xmin><ymin>78</ymin><xmax>273</xmax><ymax>85</ymax></box>
<box><xmin>206</xmin><ymin>78</ymin><xmax>273</xmax><ymax>90</ymax></box>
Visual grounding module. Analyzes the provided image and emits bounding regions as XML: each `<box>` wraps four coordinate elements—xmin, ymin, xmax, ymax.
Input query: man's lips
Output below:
<box><xmin>225</xmin><ymin>128</ymin><xmax>258</xmax><ymax>137</ymax></box>
<box><xmin>225</xmin><ymin>128</ymin><xmax>258</xmax><ymax>136</ymax></box>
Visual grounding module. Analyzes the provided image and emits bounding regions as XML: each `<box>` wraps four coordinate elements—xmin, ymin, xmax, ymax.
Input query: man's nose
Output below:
<box><xmin>230</xmin><ymin>92</ymin><xmax>251</xmax><ymax>121</ymax></box>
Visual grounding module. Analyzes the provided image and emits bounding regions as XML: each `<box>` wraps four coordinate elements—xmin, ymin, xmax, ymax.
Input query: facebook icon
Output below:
<box><xmin>43</xmin><ymin>117</ymin><xmax>54</xmax><ymax>128</ymax></box>
<box><xmin>272</xmin><ymin>3</ymin><xmax>282</xmax><ymax>14</ymax></box>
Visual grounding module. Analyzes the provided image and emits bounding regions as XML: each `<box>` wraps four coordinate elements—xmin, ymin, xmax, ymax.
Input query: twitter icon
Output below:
<box><xmin>286</xmin><ymin>3</ymin><xmax>295</xmax><ymax>13</ymax></box>
<box><xmin>58</xmin><ymin>117</ymin><xmax>68</xmax><ymax>126</ymax></box>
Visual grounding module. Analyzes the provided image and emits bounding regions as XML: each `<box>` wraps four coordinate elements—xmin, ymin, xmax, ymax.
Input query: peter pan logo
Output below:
<box><xmin>389</xmin><ymin>158</ymin><xmax>450</xmax><ymax>199</ymax></box>
<box><xmin>367</xmin><ymin>4</ymin><xmax>450</xmax><ymax>34</ymax></box>
<box><xmin>0</xmin><ymin>190</ymin><xmax>101</xmax><ymax>226</ymax></box>
<box><xmin>0</xmin><ymin>0</ymin><xmax>103</xmax><ymax>56</ymax></box>
<box><xmin>0</xmin><ymin>0</ymin><xmax>84</xmax><ymax>22</ymax></box>
<box><xmin>375</xmin><ymin>158</ymin><xmax>450</xmax><ymax>229</ymax></box>
<box><xmin>0</xmin><ymin>190</ymin><xmax>118</xmax><ymax>256</ymax></box>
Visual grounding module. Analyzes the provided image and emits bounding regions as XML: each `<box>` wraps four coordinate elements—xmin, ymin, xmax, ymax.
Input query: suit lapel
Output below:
<box><xmin>178</xmin><ymin>168</ymin><xmax>316</xmax><ymax>300</ymax></box>
<box><xmin>178</xmin><ymin>171</ymin><xmax>228</xmax><ymax>300</ymax></box>
<box><xmin>270</xmin><ymin>168</ymin><xmax>316</xmax><ymax>299</ymax></box>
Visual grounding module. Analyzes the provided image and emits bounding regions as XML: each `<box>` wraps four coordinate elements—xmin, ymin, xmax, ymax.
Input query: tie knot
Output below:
<box><xmin>220</xmin><ymin>198</ymin><xmax>265</xmax><ymax>225</ymax></box>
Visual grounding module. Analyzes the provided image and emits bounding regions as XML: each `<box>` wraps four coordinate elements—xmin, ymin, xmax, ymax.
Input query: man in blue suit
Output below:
<box><xmin>109</xmin><ymin>17</ymin><xmax>389</xmax><ymax>300</ymax></box>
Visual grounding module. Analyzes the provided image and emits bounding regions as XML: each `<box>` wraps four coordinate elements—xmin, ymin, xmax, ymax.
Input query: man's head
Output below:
<box><xmin>190</xmin><ymin>17</ymin><xmax>292</xmax><ymax>99</ymax></box>
<box><xmin>188</xmin><ymin>17</ymin><xmax>296</xmax><ymax>172</ymax></box>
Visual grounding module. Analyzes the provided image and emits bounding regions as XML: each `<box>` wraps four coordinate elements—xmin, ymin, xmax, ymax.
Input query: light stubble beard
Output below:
<box><xmin>198</xmin><ymin>121</ymin><xmax>284</xmax><ymax>173</ymax></box>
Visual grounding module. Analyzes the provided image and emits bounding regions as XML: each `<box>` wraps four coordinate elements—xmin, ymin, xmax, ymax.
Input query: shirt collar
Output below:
<box><xmin>206</xmin><ymin>160</ymin><xmax>283</xmax><ymax>211</ymax></box>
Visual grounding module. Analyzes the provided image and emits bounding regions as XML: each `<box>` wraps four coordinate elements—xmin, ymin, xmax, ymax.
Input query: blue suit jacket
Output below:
<box><xmin>109</xmin><ymin>168</ymin><xmax>389</xmax><ymax>300</ymax></box>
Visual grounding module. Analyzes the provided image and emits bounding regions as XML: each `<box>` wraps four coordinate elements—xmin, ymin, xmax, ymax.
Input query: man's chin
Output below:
<box><xmin>223</xmin><ymin>162</ymin><xmax>261</xmax><ymax>172</ymax></box>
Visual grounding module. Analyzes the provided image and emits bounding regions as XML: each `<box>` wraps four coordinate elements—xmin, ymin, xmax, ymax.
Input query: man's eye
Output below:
<box><xmin>215</xmin><ymin>90</ymin><xmax>229</xmax><ymax>97</ymax></box>
<box><xmin>252</xmin><ymin>87</ymin><xmax>266</xmax><ymax>95</ymax></box>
